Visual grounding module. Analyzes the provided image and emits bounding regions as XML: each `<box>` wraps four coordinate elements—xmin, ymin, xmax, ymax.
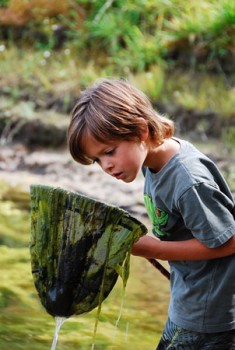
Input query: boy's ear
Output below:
<box><xmin>139</xmin><ymin>119</ymin><xmax>149</xmax><ymax>142</ymax></box>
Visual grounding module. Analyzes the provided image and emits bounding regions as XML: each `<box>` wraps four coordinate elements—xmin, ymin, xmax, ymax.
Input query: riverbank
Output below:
<box><xmin>0</xmin><ymin>143</ymin><xmax>146</xmax><ymax>216</ymax></box>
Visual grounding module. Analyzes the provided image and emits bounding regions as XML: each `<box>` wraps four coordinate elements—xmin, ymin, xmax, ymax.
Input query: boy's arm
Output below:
<box><xmin>131</xmin><ymin>234</ymin><xmax>235</xmax><ymax>261</ymax></box>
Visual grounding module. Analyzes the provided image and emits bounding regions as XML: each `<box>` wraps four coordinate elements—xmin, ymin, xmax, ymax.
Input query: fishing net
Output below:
<box><xmin>30</xmin><ymin>185</ymin><xmax>147</xmax><ymax>317</ymax></box>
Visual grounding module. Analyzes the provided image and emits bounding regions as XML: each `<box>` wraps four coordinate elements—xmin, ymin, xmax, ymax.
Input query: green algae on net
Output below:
<box><xmin>30</xmin><ymin>184</ymin><xmax>147</xmax><ymax>318</ymax></box>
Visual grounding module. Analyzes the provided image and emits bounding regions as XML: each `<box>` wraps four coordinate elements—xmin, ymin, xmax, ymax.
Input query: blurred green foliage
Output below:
<box><xmin>0</xmin><ymin>0</ymin><xmax>234</xmax><ymax>73</ymax></box>
<box><xmin>0</xmin><ymin>0</ymin><xmax>9</xmax><ymax>7</ymax></box>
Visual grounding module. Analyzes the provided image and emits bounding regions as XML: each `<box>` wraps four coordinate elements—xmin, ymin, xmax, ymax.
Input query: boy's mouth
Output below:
<box><xmin>113</xmin><ymin>172</ymin><xmax>124</xmax><ymax>180</ymax></box>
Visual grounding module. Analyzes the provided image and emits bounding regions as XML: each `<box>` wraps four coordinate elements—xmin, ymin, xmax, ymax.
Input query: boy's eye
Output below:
<box><xmin>105</xmin><ymin>148</ymin><xmax>115</xmax><ymax>155</ymax></box>
<box><xmin>92</xmin><ymin>147</ymin><xmax>116</xmax><ymax>164</ymax></box>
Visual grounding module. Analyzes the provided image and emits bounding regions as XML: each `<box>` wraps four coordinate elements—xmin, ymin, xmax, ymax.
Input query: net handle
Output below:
<box><xmin>147</xmin><ymin>258</ymin><xmax>170</xmax><ymax>280</ymax></box>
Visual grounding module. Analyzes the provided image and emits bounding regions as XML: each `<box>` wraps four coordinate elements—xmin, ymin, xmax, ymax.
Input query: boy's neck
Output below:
<box><xmin>144</xmin><ymin>138</ymin><xmax>180</xmax><ymax>173</ymax></box>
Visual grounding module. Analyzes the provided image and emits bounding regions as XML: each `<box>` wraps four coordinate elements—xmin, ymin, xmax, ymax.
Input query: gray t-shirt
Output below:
<box><xmin>143</xmin><ymin>139</ymin><xmax>235</xmax><ymax>333</ymax></box>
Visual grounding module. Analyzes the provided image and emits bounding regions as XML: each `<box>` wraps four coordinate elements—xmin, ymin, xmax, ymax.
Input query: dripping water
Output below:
<box><xmin>112</xmin><ymin>286</ymin><xmax>126</xmax><ymax>344</ymax></box>
<box><xmin>51</xmin><ymin>317</ymin><xmax>67</xmax><ymax>350</ymax></box>
<box><xmin>109</xmin><ymin>252</ymin><xmax>130</xmax><ymax>349</ymax></box>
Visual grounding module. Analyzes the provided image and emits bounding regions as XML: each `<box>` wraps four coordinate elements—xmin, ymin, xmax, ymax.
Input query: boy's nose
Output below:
<box><xmin>101</xmin><ymin>158</ymin><xmax>114</xmax><ymax>174</ymax></box>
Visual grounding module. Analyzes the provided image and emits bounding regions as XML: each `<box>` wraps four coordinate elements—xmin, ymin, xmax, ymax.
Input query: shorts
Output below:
<box><xmin>156</xmin><ymin>318</ymin><xmax>235</xmax><ymax>350</ymax></box>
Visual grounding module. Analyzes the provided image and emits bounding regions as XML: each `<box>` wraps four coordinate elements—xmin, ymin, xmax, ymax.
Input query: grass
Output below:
<box><xmin>0</xmin><ymin>45</ymin><xmax>234</xmax><ymax>120</ymax></box>
<box><xmin>0</xmin><ymin>0</ymin><xmax>234</xmax><ymax>130</ymax></box>
<box><xmin>0</xmin><ymin>1</ymin><xmax>234</xmax><ymax>72</ymax></box>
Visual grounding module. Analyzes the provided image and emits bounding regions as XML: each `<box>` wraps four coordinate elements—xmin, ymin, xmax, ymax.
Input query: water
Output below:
<box><xmin>51</xmin><ymin>317</ymin><xmax>67</xmax><ymax>350</ymax></box>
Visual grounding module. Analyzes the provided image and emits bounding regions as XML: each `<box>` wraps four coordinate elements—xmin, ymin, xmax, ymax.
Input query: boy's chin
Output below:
<box><xmin>121</xmin><ymin>175</ymin><xmax>136</xmax><ymax>183</ymax></box>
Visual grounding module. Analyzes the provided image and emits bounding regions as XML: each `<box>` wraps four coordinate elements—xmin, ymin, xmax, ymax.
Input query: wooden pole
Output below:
<box><xmin>147</xmin><ymin>258</ymin><xmax>170</xmax><ymax>280</ymax></box>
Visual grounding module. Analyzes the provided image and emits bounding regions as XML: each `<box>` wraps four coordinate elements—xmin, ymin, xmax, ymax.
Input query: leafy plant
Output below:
<box><xmin>0</xmin><ymin>0</ymin><xmax>9</xmax><ymax>7</ymax></box>
<box><xmin>0</xmin><ymin>0</ymin><xmax>234</xmax><ymax>73</ymax></box>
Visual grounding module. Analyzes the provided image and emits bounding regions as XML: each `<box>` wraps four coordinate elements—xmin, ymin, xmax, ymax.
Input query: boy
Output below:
<box><xmin>68</xmin><ymin>78</ymin><xmax>235</xmax><ymax>349</ymax></box>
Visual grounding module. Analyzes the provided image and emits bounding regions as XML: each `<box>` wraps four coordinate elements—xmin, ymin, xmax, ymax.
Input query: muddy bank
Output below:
<box><xmin>0</xmin><ymin>143</ymin><xmax>146</xmax><ymax>218</ymax></box>
<box><xmin>0</xmin><ymin>136</ymin><xmax>234</xmax><ymax>223</ymax></box>
<box><xmin>0</xmin><ymin>87</ymin><xmax>234</xmax><ymax>148</ymax></box>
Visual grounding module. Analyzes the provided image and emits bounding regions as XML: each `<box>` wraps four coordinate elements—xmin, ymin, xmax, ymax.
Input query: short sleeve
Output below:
<box><xmin>177</xmin><ymin>182</ymin><xmax>235</xmax><ymax>248</ymax></box>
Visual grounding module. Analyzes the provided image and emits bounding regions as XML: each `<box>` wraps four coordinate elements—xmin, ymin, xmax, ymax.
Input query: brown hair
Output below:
<box><xmin>68</xmin><ymin>78</ymin><xmax>174</xmax><ymax>165</ymax></box>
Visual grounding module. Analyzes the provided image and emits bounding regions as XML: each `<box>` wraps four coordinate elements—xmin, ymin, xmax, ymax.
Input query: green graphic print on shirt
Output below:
<box><xmin>144</xmin><ymin>194</ymin><xmax>171</xmax><ymax>238</ymax></box>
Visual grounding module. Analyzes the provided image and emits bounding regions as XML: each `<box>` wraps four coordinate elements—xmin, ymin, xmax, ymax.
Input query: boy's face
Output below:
<box><xmin>83</xmin><ymin>135</ymin><xmax>147</xmax><ymax>183</ymax></box>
